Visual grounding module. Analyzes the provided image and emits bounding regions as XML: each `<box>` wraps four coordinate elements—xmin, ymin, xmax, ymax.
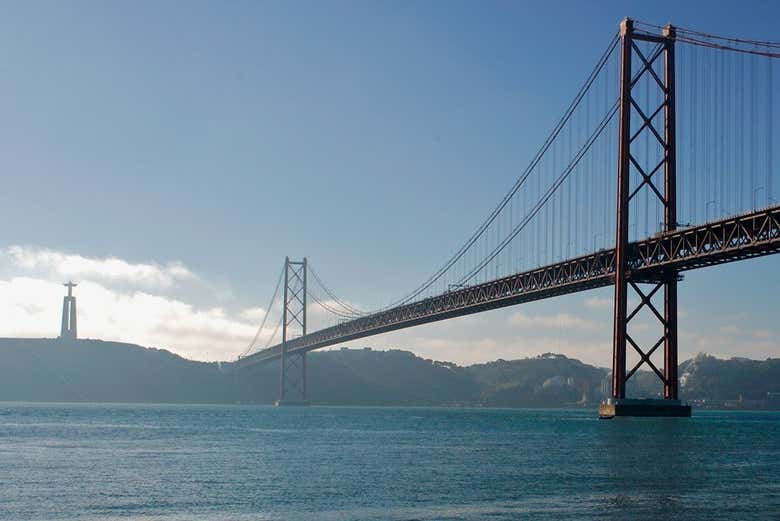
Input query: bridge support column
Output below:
<box><xmin>276</xmin><ymin>257</ymin><xmax>310</xmax><ymax>406</ymax></box>
<box><xmin>603</xmin><ymin>19</ymin><xmax>689</xmax><ymax>418</ymax></box>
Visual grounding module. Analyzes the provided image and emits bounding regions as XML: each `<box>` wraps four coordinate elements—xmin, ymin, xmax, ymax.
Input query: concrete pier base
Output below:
<box><xmin>274</xmin><ymin>400</ymin><xmax>310</xmax><ymax>407</ymax></box>
<box><xmin>599</xmin><ymin>398</ymin><xmax>691</xmax><ymax>418</ymax></box>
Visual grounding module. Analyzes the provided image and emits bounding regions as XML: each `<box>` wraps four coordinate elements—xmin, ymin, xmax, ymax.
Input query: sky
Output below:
<box><xmin>0</xmin><ymin>0</ymin><xmax>778</xmax><ymax>367</ymax></box>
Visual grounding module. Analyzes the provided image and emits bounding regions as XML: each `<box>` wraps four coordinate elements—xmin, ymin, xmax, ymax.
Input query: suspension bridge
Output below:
<box><xmin>234</xmin><ymin>18</ymin><xmax>779</xmax><ymax>416</ymax></box>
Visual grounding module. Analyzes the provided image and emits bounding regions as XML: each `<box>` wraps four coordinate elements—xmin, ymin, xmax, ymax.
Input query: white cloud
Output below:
<box><xmin>508</xmin><ymin>311</ymin><xmax>598</xmax><ymax>331</ymax></box>
<box><xmin>630</xmin><ymin>322</ymin><xmax>650</xmax><ymax>333</ymax></box>
<box><xmin>584</xmin><ymin>296</ymin><xmax>612</xmax><ymax>310</ymax></box>
<box><xmin>239</xmin><ymin>307</ymin><xmax>270</xmax><ymax>322</ymax></box>
<box><xmin>678</xmin><ymin>327</ymin><xmax>779</xmax><ymax>362</ymax></box>
<box><xmin>0</xmin><ymin>246</ymin><xmax>366</xmax><ymax>362</ymax></box>
<box><xmin>0</xmin><ymin>276</ymin><xmax>272</xmax><ymax>362</ymax></box>
<box><xmin>4</xmin><ymin>246</ymin><xmax>196</xmax><ymax>289</ymax></box>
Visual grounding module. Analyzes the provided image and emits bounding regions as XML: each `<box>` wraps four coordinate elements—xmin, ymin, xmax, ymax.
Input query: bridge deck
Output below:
<box><xmin>236</xmin><ymin>205</ymin><xmax>780</xmax><ymax>369</ymax></box>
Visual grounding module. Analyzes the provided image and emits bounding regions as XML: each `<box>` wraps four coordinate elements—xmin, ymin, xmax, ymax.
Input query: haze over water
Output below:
<box><xmin>1</xmin><ymin>404</ymin><xmax>778</xmax><ymax>520</ymax></box>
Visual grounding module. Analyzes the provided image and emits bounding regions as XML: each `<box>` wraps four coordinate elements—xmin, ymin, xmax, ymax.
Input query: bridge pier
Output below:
<box><xmin>603</xmin><ymin>19</ymin><xmax>690</xmax><ymax>418</ymax></box>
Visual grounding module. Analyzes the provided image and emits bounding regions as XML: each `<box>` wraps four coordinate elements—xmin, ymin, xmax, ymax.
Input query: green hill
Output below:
<box><xmin>467</xmin><ymin>353</ymin><xmax>605</xmax><ymax>407</ymax></box>
<box><xmin>0</xmin><ymin>338</ymin><xmax>237</xmax><ymax>403</ymax></box>
<box><xmin>680</xmin><ymin>353</ymin><xmax>780</xmax><ymax>406</ymax></box>
<box><xmin>0</xmin><ymin>338</ymin><xmax>777</xmax><ymax>408</ymax></box>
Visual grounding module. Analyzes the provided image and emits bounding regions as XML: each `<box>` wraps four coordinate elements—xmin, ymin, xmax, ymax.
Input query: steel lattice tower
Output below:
<box><xmin>276</xmin><ymin>257</ymin><xmax>309</xmax><ymax>406</ymax></box>
<box><xmin>610</xmin><ymin>19</ymin><xmax>682</xmax><ymax>406</ymax></box>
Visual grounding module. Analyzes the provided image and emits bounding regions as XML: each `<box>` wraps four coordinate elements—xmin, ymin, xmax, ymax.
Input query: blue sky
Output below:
<box><xmin>0</xmin><ymin>1</ymin><xmax>777</xmax><ymax>365</ymax></box>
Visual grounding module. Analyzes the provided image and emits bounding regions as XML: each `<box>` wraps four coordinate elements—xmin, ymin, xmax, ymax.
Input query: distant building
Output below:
<box><xmin>60</xmin><ymin>281</ymin><xmax>78</xmax><ymax>340</ymax></box>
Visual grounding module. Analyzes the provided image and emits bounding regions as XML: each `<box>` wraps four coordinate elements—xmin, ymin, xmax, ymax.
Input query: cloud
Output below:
<box><xmin>239</xmin><ymin>307</ymin><xmax>270</xmax><ymax>321</ymax></box>
<box><xmin>584</xmin><ymin>296</ymin><xmax>612</xmax><ymax>310</ymax></box>
<box><xmin>0</xmin><ymin>276</ymin><xmax>271</xmax><ymax>361</ymax></box>
<box><xmin>629</xmin><ymin>322</ymin><xmax>650</xmax><ymax>333</ymax></box>
<box><xmin>4</xmin><ymin>246</ymin><xmax>196</xmax><ymax>289</ymax></box>
<box><xmin>0</xmin><ymin>246</ymin><xmax>368</xmax><ymax>362</ymax></box>
<box><xmin>678</xmin><ymin>327</ymin><xmax>779</xmax><ymax>362</ymax></box>
<box><xmin>508</xmin><ymin>312</ymin><xmax>598</xmax><ymax>331</ymax></box>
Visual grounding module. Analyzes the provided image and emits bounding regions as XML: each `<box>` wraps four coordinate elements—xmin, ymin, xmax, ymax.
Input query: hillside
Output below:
<box><xmin>0</xmin><ymin>338</ymin><xmax>778</xmax><ymax>408</ymax></box>
<box><xmin>0</xmin><ymin>339</ymin><xmax>603</xmax><ymax>406</ymax></box>
<box><xmin>467</xmin><ymin>353</ymin><xmax>605</xmax><ymax>407</ymax></box>
<box><xmin>680</xmin><ymin>353</ymin><xmax>780</xmax><ymax>406</ymax></box>
<box><xmin>0</xmin><ymin>338</ymin><xmax>238</xmax><ymax>403</ymax></box>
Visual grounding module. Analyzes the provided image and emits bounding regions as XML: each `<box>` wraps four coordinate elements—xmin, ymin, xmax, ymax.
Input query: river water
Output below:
<box><xmin>0</xmin><ymin>403</ymin><xmax>778</xmax><ymax>520</ymax></box>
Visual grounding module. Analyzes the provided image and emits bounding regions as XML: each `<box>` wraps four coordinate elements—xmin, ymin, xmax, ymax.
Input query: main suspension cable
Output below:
<box><xmin>239</xmin><ymin>264</ymin><xmax>284</xmax><ymax>358</ymax></box>
<box><xmin>459</xmin><ymin>100</ymin><xmax>620</xmax><ymax>285</ymax></box>
<box><xmin>261</xmin><ymin>314</ymin><xmax>284</xmax><ymax>351</ymax></box>
<box><xmin>306</xmin><ymin>286</ymin><xmax>360</xmax><ymax>319</ymax></box>
<box><xmin>359</xmin><ymin>32</ymin><xmax>621</xmax><ymax>312</ymax></box>
<box><xmin>676</xmin><ymin>35</ymin><xmax>780</xmax><ymax>59</ymax></box>
<box><xmin>635</xmin><ymin>19</ymin><xmax>780</xmax><ymax>58</ymax></box>
<box><xmin>308</xmin><ymin>262</ymin><xmax>366</xmax><ymax>316</ymax></box>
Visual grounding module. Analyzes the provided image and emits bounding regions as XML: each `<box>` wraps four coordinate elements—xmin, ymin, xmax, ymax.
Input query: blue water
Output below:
<box><xmin>0</xmin><ymin>404</ymin><xmax>778</xmax><ymax>520</ymax></box>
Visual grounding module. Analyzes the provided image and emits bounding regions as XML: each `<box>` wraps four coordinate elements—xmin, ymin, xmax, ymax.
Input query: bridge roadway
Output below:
<box><xmin>236</xmin><ymin>205</ymin><xmax>780</xmax><ymax>369</ymax></box>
